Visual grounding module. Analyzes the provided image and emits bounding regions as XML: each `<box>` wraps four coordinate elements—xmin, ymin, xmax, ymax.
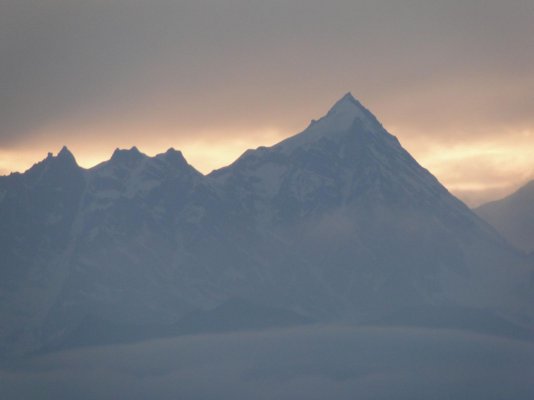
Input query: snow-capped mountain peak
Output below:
<box><xmin>324</xmin><ymin>92</ymin><xmax>374</xmax><ymax>126</ymax></box>
<box><xmin>274</xmin><ymin>93</ymin><xmax>384</xmax><ymax>152</ymax></box>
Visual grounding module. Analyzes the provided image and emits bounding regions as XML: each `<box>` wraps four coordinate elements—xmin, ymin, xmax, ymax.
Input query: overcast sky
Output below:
<box><xmin>1</xmin><ymin>0</ymin><xmax>533</xmax><ymax>205</ymax></box>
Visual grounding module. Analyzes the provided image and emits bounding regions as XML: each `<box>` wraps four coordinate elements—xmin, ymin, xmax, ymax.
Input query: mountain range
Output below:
<box><xmin>1</xmin><ymin>93</ymin><xmax>533</xmax><ymax>356</ymax></box>
<box><xmin>476</xmin><ymin>180</ymin><xmax>534</xmax><ymax>253</ymax></box>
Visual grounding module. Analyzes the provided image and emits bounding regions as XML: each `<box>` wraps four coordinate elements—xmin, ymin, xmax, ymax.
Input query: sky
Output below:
<box><xmin>1</xmin><ymin>0</ymin><xmax>533</xmax><ymax>206</ymax></box>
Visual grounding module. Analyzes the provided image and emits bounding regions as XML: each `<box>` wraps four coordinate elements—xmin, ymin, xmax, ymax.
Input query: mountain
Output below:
<box><xmin>209</xmin><ymin>94</ymin><xmax>530</xmax><ymax>317</ymax></box>
<box><xmin>0</xmin><ymin>147</ymin><xmax>85</xmax><ymax>354</ymax></box>
<box><xmin>476</xmin><ymin>181</ymin><xmax>534</xmax><ymax>253</ymax></box>
<box><xmin>1</xmin><ymin>94</ymin><xmax>533</xmax><ymax>356</ymax></box>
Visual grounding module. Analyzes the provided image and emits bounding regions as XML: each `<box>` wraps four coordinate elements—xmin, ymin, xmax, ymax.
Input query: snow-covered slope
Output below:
<box><xmin>476</xmin><ymin>180</ymin><xmax>534</xmax><ymax>253</ymax></box>
<box><xmin>212</xmin><ymin>93</ymin><xmax>471</xmax><ymax>221</ymax></box>
<box><xmin>1</xmin><ymin>94</ymin><xmax>532</xmax><ymax>356</ymax></box>
<box><xmin>209</xmin><ymin>93</ymin><xmax>530</xmax><ymax>319</ymax></box>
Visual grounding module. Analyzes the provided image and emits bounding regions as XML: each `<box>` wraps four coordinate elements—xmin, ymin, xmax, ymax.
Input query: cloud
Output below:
<box><xmin>2</xmin><ymin>326</ymin><xmax>534</xmax><ymax>399</ymax></box>
<box><xmin>1</xmin><ymin>0</ymin><xmax>533</xmax><ymax>202</ymax></box>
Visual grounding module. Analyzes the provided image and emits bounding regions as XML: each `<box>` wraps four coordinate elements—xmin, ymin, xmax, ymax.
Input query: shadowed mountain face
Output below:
<box><xmin>476</xmin><ymin>181</ymin><xmax>534</xmax><ymax>253</ymax></box>
<box><xmin>0</xmin><ymin>94</ymin><xmax>532</xmax><ymax>356</ymax></box>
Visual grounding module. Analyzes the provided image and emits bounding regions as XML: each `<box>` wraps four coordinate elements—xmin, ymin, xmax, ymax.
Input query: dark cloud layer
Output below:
<box><xmin>2</xmin><ymin>326</ymin><xmax>534</xmax><ymax>399</ymax></box>
<box><xmin>1</xmin><ymin>0</ymin><xmax>533</xmax><ymax>203</ymax></box>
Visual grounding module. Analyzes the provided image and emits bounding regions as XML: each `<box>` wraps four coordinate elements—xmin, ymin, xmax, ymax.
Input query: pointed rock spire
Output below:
<box><xmin>25</xmin><ymin>146</ymin><xmax>80</xmax><ymax>179</ymax></box>
<box><xmin>57</xmin><ymin>146</ymin><xmax>77</xmax><ymax>163</ymax></box>
<box><xmin>38</xmin><ymin>145</ymin><xmax>79</xmax><ymax>168</ymax></box>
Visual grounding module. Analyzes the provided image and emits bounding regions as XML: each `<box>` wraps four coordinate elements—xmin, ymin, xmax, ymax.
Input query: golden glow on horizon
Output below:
<box><xmin>0</xmin><ymin>126</ymin><xmax>288</xmax><ymax>175</ymax></box>
<box><xmin>401</xmin><ymin>129</ymin><xmax>534</xmax><ymax>205</ymax></box>
<box><xmin>1</xmin><ymin>124</ymin><xmax>533</xmax><ymax>207</ymax></box>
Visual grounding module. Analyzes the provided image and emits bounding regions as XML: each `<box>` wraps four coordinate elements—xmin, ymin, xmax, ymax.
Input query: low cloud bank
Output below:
<box><xmin>2</xmin><ymin>325</ymin><xmax>534</xmax><ymax>400</ymax></box>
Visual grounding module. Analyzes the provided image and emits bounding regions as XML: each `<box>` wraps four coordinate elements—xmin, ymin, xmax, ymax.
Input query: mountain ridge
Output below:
<box><xmin>0</xmin><ymin>93</ymin><xmax>532</xmax><ymax>356</ymax></box>
<box><xmin>476</xmin><ymin>180</ymin><xmax>534</xmax><ymax>253</ymax></box>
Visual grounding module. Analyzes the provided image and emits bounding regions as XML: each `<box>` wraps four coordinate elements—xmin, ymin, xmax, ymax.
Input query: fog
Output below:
<box><xmin>2</xmin><ymin>325</ymin><xmax>533</xmax><ymax>399</ymax></box>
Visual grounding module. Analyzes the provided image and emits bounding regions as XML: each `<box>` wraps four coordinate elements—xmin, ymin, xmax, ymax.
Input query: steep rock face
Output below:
<box><xmin>0</xmin><ymin>94</ymin><xmax>532</xmax><ymax>355</ymax></box>
<box><xmin>476</xmin><ymin>181</ymin><xmax>534</xmax><ymax>253</ymax></box>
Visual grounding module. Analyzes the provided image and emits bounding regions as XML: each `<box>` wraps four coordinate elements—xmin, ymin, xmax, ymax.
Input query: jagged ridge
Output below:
<box><xmin>0</xmin><ymin>94</ymin><xmax>532</xmax><ymax>356</ymax></box>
